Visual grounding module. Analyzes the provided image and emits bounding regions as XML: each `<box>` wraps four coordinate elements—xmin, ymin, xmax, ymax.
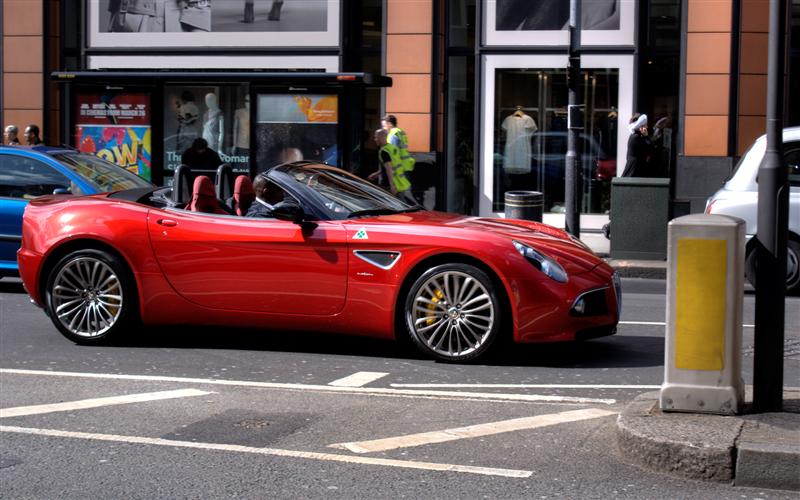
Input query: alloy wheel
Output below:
<box><xmin>409</xmin><ymin>270</ymin><xmax>496</xmax><ymax>359</ymax></box>
<box><xmin>51</xmin><ymin>256</ymin><xmax>124</xmax><ymax>338</ymax></box>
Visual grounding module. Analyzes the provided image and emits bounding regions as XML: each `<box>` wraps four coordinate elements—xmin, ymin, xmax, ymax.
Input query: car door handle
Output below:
<box><xmin>157</xmin><ymin>219</ymin><xmax>178</xmax><ymax>227</ymax></box>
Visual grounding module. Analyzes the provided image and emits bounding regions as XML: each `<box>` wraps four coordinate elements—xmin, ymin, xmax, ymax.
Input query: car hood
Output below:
<box><xmin>349</xmin><ymin>210</ymin><xmax>603</xmax><ymax>273</ymax></box>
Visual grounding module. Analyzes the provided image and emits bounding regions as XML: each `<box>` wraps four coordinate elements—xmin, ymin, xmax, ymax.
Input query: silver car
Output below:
<box><xmin>706</xmin><ymin>127</ymin><xmax>800</xmax><ymax>293</ymax></box>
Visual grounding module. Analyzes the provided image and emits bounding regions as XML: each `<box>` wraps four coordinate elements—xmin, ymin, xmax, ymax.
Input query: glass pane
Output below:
<box><xmin>449</xmin><ymin>0</ymin><xmax>476</xmax><ymax>47</ymax></box>
<box><xmin>163</xmin><ymin>85</ymin><xmax>250</xmax><ymax>177</ymax></box>
<box><xmin>493</xmin><ymin>68</ymin><xmax>619</xmax><ymax>214</ymax></box>
<box><xmin>0</xmin><ymin>156</ymin><xmax>71</xmax><ymax>198</ymax></box>
<box><xmin>255</xmin><ymin>94</ymin><xmax>339</xmax><ymax>173</ymax></box>
<box><xmin>74</xmin><ymin>92</ymin><xmax>153</xmax><ymax>181</ymax></box>
<box><xmin>446</xmin><ymin>56</ymin><xmax>475</xmax><ymax>214</ymax></box>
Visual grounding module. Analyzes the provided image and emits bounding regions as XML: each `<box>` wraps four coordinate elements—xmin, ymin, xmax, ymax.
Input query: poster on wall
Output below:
<box><xmin>255</xmin><ymin>94</ymin><xmax>338</xmax><ymax>172</ymax></box>
<box><xmin>484</xmin><ymin>0</ymin><xmax>635</xmax><ymax>46</ymax></box>
<box><xmin>87</xmin><ymin>0</ymin><xmax>340</xmax><ymax>48</ymax></box>
<box><xmin>74</xmin><ymin>93</ymin><xmax>152</xmax><ymax>181</ymax></box>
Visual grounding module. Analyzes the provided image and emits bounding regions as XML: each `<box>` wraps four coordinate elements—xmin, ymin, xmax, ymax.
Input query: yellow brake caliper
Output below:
<box><xmin>426</xmin><ymin>289</ymin><xmax>445</xmax><ymax>325</ymax></box>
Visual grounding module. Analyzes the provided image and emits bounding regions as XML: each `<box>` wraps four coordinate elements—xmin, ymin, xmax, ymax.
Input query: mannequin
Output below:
<box><xmin>233</xmin><ymin>95</ymin><xmax>250</xmax><ymax>156</ymax></box>
<box><xmin>203</xmin><ymin>92</ymin><xmax>224</xmax><ymax>151</ymax></box>
<box><xmin>501</xmin><ymin>105</ymin><xmax>538</xmax><ymax>174</ymax></box>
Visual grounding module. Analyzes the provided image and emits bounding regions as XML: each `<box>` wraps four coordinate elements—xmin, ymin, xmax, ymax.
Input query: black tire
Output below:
<box><xmin>404</xmin><ymin>263</ymin><xmax>501</xmax><ymax>362</ymax></box>
<box><xmin>45</xmin><ymin>248</ymin><xmax>138</xmax><ymax>344</ymax></box>
<box><xmin>745</xmin><ymin>238</ymin><xmax>800</xmax><ymax>294</ymax></box>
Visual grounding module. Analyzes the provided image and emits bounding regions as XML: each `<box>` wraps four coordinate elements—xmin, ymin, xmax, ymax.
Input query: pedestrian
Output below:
<box><xmin>23</xmin><ymin>124</ymin><xmax>43</xmax><ymax>146</ymax></box>
<box><xmin>4</xmin><ymin>125</ymin><xmax>20</xmax><ymax>145</ymax></box>
<box><xmin>181</xmin><ymin>137</ymin><xmax>223</xmax><ymax>170</ymax></box>
<box><xmin>621</xmin><ymin>113</ymin><xmax>652</xmax><ymax>178</ymax></box>
<box><xmin>370</xmin><ymin>128</ymin><xmax>417</xmax><ymax>205</ymax></box>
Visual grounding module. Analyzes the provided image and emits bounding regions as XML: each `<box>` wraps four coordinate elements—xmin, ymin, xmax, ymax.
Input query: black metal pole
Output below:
<box><xmin>565</xmin><ymin>0</ymin><xmax>582</xmax><ymax>236</ymax></box>
<box><xmin>753</xmin><ymin>0</ymin><xmax>788</xmax><ymax>413</ymax></box>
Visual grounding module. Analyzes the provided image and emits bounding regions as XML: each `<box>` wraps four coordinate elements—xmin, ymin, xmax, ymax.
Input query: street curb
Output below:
<box><xmin>606</xmin><ymin>259</ymin><xmax>667</xmax><ymax>279</ymax></box>
<box><xmin>616</xmin><ymin>392</ymin><xmax>740</xmax><ymax>483</ymax></box>
<box><xmin>617</xmin><ymin>392</ymin><xmax>800</xmax><ymax>491</ymax></box>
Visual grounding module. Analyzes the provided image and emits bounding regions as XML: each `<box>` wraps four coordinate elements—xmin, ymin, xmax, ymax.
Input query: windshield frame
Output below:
<box><xmin>52</xmin><ymin>152</ymin><xmax>153</xmax><ymax>193</ymax></box>
<box><xmin>268</xmin><ymin>163</ymin><xmax>418</xmax><ymax>221</ymax></box>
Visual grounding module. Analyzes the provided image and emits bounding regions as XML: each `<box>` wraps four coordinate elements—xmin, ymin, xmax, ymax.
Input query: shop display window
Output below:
<box><xmin>254</xmin><ymin>94</ymin><xmax>339</xmax><ymax>173</ymax></box>
<box><xmin>163</xmin><ymin>84</ymin><xmax>250</xmax><ymax>174</ymax></box>
<box><xmin>492</xmin><ymin>68</ymin><xmax>619</xmax><ymax>214</ymax></box>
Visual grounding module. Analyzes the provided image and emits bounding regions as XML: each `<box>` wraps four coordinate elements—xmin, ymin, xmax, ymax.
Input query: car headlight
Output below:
<box><xmin>513</xmin><ymin>240</ymin><xmax>568</xmax><ymax>283</ymax></box>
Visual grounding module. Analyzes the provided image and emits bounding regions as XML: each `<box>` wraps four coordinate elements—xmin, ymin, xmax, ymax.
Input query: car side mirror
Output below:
<box><xmin>52</xmin><ymin>187</ymin><xmax>72</xmax><ymax>195</ymax></box>
<box><xmin>272</xmin><ymin>203</ymin><xmax>305</xmax><ymax>224</ymax></box>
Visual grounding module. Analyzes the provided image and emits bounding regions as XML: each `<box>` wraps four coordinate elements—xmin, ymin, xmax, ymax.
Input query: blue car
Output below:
<box><xmin>0</xmin><ymin>146</ymin><xmax>152</xmax><ymax>277</ymax></box>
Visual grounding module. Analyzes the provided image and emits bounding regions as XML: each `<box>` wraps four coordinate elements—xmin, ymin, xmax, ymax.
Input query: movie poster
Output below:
<box><xmin>74</xmin><ymin>93</ymin><xmax>152</xmax><ymax>181</ymax></box>
<box><xmin>255</xmin><ymin>94</ymin><xmax>338</xmax><ymax>172</ymax></box>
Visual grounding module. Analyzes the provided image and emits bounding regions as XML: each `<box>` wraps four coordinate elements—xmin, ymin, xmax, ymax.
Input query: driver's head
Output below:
<box><xmin>191</xmin><ymin>137</ymin><xmax>208</xmax><ymax>153</ymax></box>
<box><xmin>253</xmin><ymin>174</ymin><xmax>285</xmax><ymax>205</ymax></box>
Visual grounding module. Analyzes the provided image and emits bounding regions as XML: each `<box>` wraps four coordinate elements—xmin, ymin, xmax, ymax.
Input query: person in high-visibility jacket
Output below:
<box><xmin>380</xmin><ymin>114</ymin><xmax>417</xmax><ymax>203</ymax></box>
<box><xmin>368</xmin><ymin>127</ymin><xmax>417</xmax><ymax>205</ymax></box>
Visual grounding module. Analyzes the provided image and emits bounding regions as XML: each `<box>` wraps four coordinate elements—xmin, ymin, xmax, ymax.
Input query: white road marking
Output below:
<box><xmin>0</xmin><ymin>425</ymin><xmax>532</xmax><ymax>478</ymax></box>
<box><xmin>0</xmin><ymin>369</ymin><xmax>617</xmax><ymax>405</ymax></box>
<box><xmin>0</xmin><ymin>389</ymin><xmax>213</xmax><ymax>418</ymax></box>
<box><xmin>390</xmin><ymin>383</ymin><xmax>660</xmax><ymax>390</ymax></box>
<box><xmin>330</xmin><ymin>408</ymin><xmax>617</xmax><ymax>454</ymax></box>
<box><xmin>328</xmin><ymin>372</ymin><xmax>389</xmax><ymax>387</ymax></box>
<box><xmin>620</xmin><ymin>320</ymin><xmax>755</xmax><ymax>328</ymax></box>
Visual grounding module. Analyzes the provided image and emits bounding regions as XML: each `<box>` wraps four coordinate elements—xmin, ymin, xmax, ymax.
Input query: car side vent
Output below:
<box><xmin>353</xmin><ymin>250</ymin><xmax>401</xmax><ymax>270</ymax></box>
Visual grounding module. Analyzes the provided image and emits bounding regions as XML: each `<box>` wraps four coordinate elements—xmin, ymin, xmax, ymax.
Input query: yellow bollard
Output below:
<box><xmin>660</xmin><ymin>214</ymin><xmax>745</xmax><ymax>415</ymax></box>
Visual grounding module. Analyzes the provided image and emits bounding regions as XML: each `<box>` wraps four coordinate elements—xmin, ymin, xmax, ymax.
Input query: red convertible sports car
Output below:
<box><xmin>18</xmin><ymin>162</ymin><xmax>620</xmax><ymax>362</ymax></box>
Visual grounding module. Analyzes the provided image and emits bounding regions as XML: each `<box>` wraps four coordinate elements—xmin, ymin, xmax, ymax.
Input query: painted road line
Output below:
<box><xmin>0</xmin><ymin>389</ymin><xmax>213</xmax><ymax>418</ymax></box>
<box><xmin>390</xmin><ymin>383</ymin><xmax>660</xmax><ymax>390</ymax></box>
<box><xmin>330</xmin><ymin>408</ymin><xmax>617</xmax><ymax>454</ymax></box>
<box><xmin>0</xmin><ymin>425</ymin><xmax>532</xmax><ymax>478</ymax></box>
<box><xmin>0</xmin><ymin>369</ymin><xmax>617</xmax><ymax>405</ymax></box>
<box><xmin>329</xmin><ymin>372</ymin><xmax>389</xmax><ymax>387</ymax></box>
<box><xmin>620</xmin><ymin>320</ymin><xmax>755</xmax><ymax>328</ymax></box>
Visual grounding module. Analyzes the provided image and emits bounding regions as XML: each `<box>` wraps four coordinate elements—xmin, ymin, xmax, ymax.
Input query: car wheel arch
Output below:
<box><xmin>38</xmin><ymin>238</ymin><xmax>141</xmax><ymax>313</ymax></box>
<box><xmin>393</xmin><ymin>252</ymin><xmax>514</xmax><ymax>342</ymax></box>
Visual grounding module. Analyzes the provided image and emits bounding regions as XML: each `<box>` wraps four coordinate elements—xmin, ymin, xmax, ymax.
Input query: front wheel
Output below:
<box><xmin>404</xmin><ymin>263</ymin><xmax>501</xmax><ymax>362</ymax></box>
<box><xmin>45</xmin><ymin>249</ymin><xmax>137</xmax><ymax>344</ymax></box>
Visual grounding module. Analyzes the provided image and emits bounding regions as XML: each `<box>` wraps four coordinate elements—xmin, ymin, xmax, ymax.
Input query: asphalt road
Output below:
<box><xmin>1</xmin><ymin>277</ymin><xmax>798</xmax><ymax>499</ymax></box>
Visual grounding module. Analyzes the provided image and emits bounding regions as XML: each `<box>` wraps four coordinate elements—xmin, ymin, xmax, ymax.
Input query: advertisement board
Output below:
<box><xmin>74</xmin><ymin>93</ymin><xmax>152</xmax><ymax>181</ymax></box>
<box><xmin>484</xmin><ymin>0</ymin><xmax>635</xmax><ymax>46</ymax></box>
<box><xmin>87</xmin><ymin>0</ymin><xmax>340</xmax><ymax>48</ymax></box>
<box><xmin>255</xmin><ymin>94</ymin><xmax>338</xmax><ymax>172</ymax></box>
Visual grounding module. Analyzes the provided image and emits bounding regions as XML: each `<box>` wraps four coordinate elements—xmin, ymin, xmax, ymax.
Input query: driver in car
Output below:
<box><xmin>246</xmin><ymin>174</ymin><xmax>298</xmax><ymax>218</ymax></box>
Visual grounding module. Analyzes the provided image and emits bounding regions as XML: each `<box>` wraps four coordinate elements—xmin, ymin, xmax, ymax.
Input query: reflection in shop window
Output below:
<box><xmin>163</xmin><ymin>84</ymin><xmax>250</xmax><ymax>176</ymax></box>
<box><xmin>493</xmin><ymin>68</ymin><xmax>618</xmax><ymax>214</ymax></box>
<box><xmin>255</xmin><ymin>94</ymin><xmax>339</xmax><ymax>173</ymax></box>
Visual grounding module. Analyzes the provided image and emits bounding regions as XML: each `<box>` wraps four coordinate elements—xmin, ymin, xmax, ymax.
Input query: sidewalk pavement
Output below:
<box><xmin>579</xmin><ymin>231</ymin><xmax>668</xmax><ymax>278</ymax></box>
<box><xmin>617</xmin><ymin>389</ymin><xmax>800</xmax><ymax>491</ymax></box>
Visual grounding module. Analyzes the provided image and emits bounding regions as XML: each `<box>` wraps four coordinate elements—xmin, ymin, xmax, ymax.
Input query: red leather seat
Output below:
<box><xmin>232</xmin><ymin>175</ymin><xmax>255</xmax><ymax>216</ymax></box>
<box><xmin>189</xmin><ymin>175</ymin><xmax>228</xmax><ymax>215</ymax></box>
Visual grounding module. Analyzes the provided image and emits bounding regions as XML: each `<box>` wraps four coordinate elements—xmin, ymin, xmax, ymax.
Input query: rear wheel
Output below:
<box><xmin>45</xmin><ymin>249</ymin><xmax>137</xmax><ymax>344</ymax></box>
<box><xmin>745</xmin><ymin>238</ymin><xmax>800</xmax><ymax>294</ymax></box>
<box><xmin>404</xmin><ymin>263</ymin><xmax>501</xmax><ymax>362</ymax></box>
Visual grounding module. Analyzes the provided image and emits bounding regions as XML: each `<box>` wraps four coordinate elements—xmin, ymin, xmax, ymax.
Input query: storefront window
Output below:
<box><xmin>449</xmin><ymin>0</ymin><xmax>476</xmax><ymax>48</ymax></box>
<box><xmin>492</xmin><ymin>68</ymin><xmax>618</xmax><ymax>214</ymax></box>
<box><xmin>255</xmin><ymin>94</ymin><xmax>339</xmax><ymax>173</ymax></box>
<box><xmin>163</xmin><ymin>84</ymin><xmax>250</xmax><ymax>174</ymax></box>
<box><xmin>74</xmin><ymin>92</ymin><xmax>153</xmax><ymax>181</ymax></box>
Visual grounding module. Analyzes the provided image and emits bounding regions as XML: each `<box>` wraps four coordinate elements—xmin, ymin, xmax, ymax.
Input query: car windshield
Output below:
<box><xmin>275</xmin><ymin>164</ymin><xmax>419</xmax><ymax>220</ymax></box>
<box><xmin>53</xmin><ymin>152</ymin><xmax>152</xmax><ymax>192</ymax></box>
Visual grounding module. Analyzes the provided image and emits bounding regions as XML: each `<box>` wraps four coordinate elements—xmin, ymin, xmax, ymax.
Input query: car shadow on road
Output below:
<box><xmin>113</xmin><ymin>326</ymin><xmax>663</xmax><ymax>368</ymax></box>
<box><xmin>0</xmin><ymin>280</ymin><xmax>25</xmax><ymax>294</ymax></box>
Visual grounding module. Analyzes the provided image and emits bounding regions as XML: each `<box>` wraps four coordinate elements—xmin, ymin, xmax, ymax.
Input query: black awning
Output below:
<box><xmin>51</xmin><ymin>70</ymin><xmax>392</xmax><ymax>88</ymax></box>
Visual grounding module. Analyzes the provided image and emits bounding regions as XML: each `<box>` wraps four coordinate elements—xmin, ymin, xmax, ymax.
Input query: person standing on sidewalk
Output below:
<box><xmin>23</xmin><ymin>125</ymin><xmax>43</xmax><ymax>146</ymax></box>
<box><xmin>369</xmin><ymin>128</ymin><xmax>416</xmax><ymax>205</ymax></box>
<box><xmin>621</xmin><ymin>113</ymin><xmax>652</xmax><ymax>178</ymax></box>
<box><xmin>380</xmin><ymin>114</ymin><xmax>416</xmax><ymax>200</ymax></box>
<box><xmin>4</xmin><ymin>125</ymin><xmax>20</xmax><ymax>145</ymax></box>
